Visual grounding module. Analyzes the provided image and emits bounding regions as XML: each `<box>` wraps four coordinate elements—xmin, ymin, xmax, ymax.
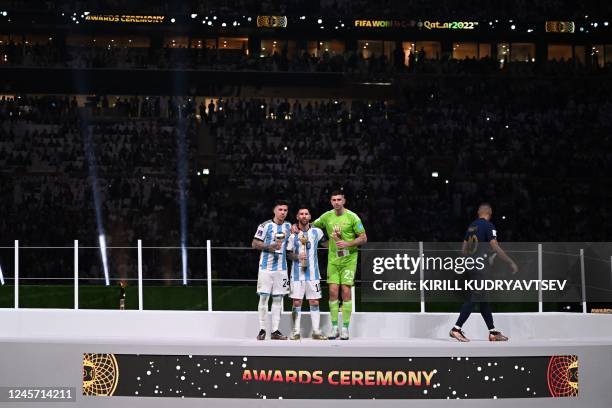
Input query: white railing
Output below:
<box><xmin>0</xmin><ymin>240</ymin><xmax>609</xmax><ymax>313</ymax></box>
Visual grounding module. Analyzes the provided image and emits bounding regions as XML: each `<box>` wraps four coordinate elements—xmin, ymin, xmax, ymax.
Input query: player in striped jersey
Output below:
<box><xmin>286</xmin><ymin>207</ymin><xmax>327</xmax><ymax>340</ymax></box>
<box><xmin>251</xmin><ymin>200</ymin><xmax>292</xmax><ymax>340</ymax></box>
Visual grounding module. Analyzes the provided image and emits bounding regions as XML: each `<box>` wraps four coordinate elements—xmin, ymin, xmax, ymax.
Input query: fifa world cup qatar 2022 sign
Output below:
<box><xmin>83</xmin><ymin>353</ymin><xmax>578</xmax><ymax>400</ymax></box>
<box><xmin>353</xmin><ymin>20</ymin><xmax>479</xmax><ymax>30</ymax></box>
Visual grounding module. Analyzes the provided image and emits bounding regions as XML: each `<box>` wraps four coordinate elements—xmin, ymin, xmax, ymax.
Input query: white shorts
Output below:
<box><xmin>290</xmin><ymin>280</ymin><xmax>322</xmax><ymax>300</ymax></box>
<box><xmin>257</xmin><ymin>269</ymin><xmax>289</xmax><ymax>296</ymax></box>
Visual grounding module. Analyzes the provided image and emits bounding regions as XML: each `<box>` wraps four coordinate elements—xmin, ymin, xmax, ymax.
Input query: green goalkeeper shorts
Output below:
<box><xmin>327</xmin><ymin>257</ymin><xmax>358</xmax><ymax>286</ymax></box>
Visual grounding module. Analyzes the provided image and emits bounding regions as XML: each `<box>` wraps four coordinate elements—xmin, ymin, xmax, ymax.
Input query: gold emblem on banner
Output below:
<box><xmin>256</xmin><ymin>15</ymin><xmax>288</xmax><ymax>28</ymax></box>
<box><xmin>82</xmin><ymin>353</ymin><xmax>120</xmax><ymax>396</ymax></box>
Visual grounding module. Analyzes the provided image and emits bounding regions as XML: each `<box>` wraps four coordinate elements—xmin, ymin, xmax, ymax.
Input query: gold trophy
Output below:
<box><xmin>274</xmin><ymin>232</ymin><xmax>286</xmax><ymax>254</ymax></box>
<box><xmin>119</xmin><ymin>281</ymin><xmax>126</xmax><ymax>310</ymax></box>
<box><xmin>332</xmin><ymin>224</ymin><xmax>349</xmax><ymax>257</ymax></box>
<box><xmin>298</xmin><ymin>232</ymin><xmax>309</xmax><ymax>269</ymax></box>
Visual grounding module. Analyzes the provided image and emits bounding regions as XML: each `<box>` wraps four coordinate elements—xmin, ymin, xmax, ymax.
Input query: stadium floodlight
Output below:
<box><xmin>84</xmin><ymin>11</ymin><xmax>90</xmax><ymax>15</ymax></box>
<box><xmin>98</xmin><ymin>235</ymin><xmax>110</xmax><ymax>286</ymax></box>
<box><xmin>511</xmin><ymin>24</ymin><xmax>516</xmax><ymax>30</ymax></box>
<box><xmin>605</xmin><ymin>22</ymin><xmax>609</xmax><ymax>26</ymax></box>
<box><xmin>221</xmin><ymin>22</ymin><xmax>226</xmax><ymax>27</ymax></box>
<box><xmin>502</xmin><ymin>216</ymin><xmax>507</xmax><ymax>220</ymax></box>
<box><xmin>171</xmin><ymin>18</ymin><xmax>176</xmax><ymax>23</ymax></box>
<box><xmin>0</xmin><ymin>263</ymin><xmax>4</xmax><ymax>285</ymax></box>
<box><xmin>213</xmin><ymin>16</ymin><xmax>217</xmax><ymax>20</ymax></box>
<box><xmin>203</xmin><ymin>169</ymin><xmax>210</xmax><ymax>175</ymax></box>
<box><xmin>317</xmin><ymin>18</ymin><xmax>323</xmax><ymax>24</ymax></box>
<box><xmin>191</xmin><ymin>14</ymin><xmax>197</xmax><ymax>19</ymax></box>
<box><xmin>431</xmin><ymin>172</ymin><xmax>439</xmax><ymax>178</ymax></box>
<box><xmin>207</xmin><ymin>21</ymin><xmax>212</xmax><ymax>26</ymax></box>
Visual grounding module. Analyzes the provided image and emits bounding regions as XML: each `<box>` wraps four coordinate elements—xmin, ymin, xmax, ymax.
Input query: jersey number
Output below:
<box><xmin>315</xmin><ymin>283</ymin><xmax>321</xmax><ymax>293</ymax></box>
<box><xmin>282</xmin><ymin>278</ymin><xmax>289</xmax><ymax>288</ymax></box>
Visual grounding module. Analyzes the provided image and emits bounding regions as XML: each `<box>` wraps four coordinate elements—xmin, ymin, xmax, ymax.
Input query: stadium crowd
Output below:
<box><xmin>1</xmin><ymin>71</ymin><xmax>611</xmax><ymax>280</ymax></box>
<box><xmin>2</xmin><ymin>38</ymin><xmax>611</xmax><ymax>79</ymax></box>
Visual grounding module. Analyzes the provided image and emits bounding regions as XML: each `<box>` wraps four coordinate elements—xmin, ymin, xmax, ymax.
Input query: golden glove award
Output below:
<box><xmin>332</xmin><ymin>224</ymin><xmax>349</xmax><ymax>257</ymax></box>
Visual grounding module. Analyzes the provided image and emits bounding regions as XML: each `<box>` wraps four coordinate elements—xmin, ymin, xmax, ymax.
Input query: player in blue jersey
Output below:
<box><xmin>450</xmin><ymin>203</ymin><xmax>518</xmax><ymax>342</ymax></box>
<box><xmin>286</xmin><ymin>207</ymin><xmax>327</xmax><ymax>340</ymax></box>
<box><xmin>251</xmin><ymin>200</ymin><xmax>292</xmax><ymax>340</ymax></box>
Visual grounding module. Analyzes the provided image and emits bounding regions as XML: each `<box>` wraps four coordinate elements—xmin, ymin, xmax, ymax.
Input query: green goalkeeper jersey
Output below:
<box><xmin>313</xmin><ymin>209</ymin><xmax>366</xmax><ymax>265</ymax></box>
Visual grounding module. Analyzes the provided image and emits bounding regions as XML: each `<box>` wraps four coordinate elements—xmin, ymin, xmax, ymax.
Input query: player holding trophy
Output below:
<box><xmin>313</xmin><ymin>191</ymin><xmax>367</xmax><ymax>340</ymax></box>
<box><xmin>251</xmin><ymin>200</ymin><xmax>292</xmax><ymax>340</ymax></box>
<box><xmin>286</xmin><ymin>207</ymin><xmax>327</xmax><ymax>340</ymax></box>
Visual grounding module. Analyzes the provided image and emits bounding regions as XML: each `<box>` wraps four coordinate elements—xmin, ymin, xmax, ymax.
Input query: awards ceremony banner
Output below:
<box><xmin>83</xmin><ymin>353</ymin><xmax>578</xmax><ymax>400</ymax></box>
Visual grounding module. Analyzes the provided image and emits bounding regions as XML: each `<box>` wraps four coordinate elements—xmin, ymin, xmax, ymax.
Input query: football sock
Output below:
<box><xmin>258</xmin><ymin>294</ymin><xmax>269</xmax><ymax>331</ymax></box>
<box><xmin>292</xmin><ymin>304</ymin><xmax>302</xmax><ymax>333</ymax></box>
<box><xmin>329</xmin><ymin>300</ymin><xmax>339</xmax><ymax>327</ymax></box>
<box><xmin>342</xmin><ymin>300</ymin><xmax>352</xmax><ymax>328</ymax></box>
<box><xmin>310</xmin><ymin>304</ymin><xmax>320</xmax><ymax>332</ymax></box>
<box><xmin>271</xmin><ymin>296</ymin><xmax>283</xmax><ymax>332</ymax></box>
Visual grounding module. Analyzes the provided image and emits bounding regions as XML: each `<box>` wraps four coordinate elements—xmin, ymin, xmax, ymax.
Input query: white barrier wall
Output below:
<box><xmin>1</xmin><ymin>309</ymin><xmax>611</xmax><ymax>341</ymax></box>
<box><xmin>1</xmin><ymin>310</ymin><xmax>611</xmax><ymax>408</ymax></box>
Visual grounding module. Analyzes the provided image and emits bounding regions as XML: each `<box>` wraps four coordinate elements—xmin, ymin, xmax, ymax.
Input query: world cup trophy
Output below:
<box><xmin>119</xmin><ymin>281</ymin><xmax>126</xmax><ymax>310</ymax></box>
<box><xmin>274</xmin><ymin>232</ymin><xmax>286</xmax><ymax>254</ymax></box>
<box><xmin>298</xmin><ymin>232</ymin><xmax>309</xmax><ymax>269</ymax></box>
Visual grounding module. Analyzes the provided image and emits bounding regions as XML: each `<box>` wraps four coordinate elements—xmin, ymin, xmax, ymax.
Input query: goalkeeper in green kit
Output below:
<box><xmin>310</xmin><ymin>191</ymin><xmax>367</xmax><ymax>340</ymax></box>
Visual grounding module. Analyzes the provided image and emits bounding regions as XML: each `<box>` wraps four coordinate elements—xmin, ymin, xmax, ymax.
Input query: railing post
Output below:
<box><xmin>14</xmin><ymin>240</ymin><xmax>18</xmax><ymax>309</ymax></box>
<box><xmin>74</xmin><ymin>240</ymin><xmax>79</xmax><ymax>310</ymax></box>
<box><xmin>419</xmin><ymin>241</ymin><xmax>425</xmax><ymax>313</ymax></box>
<box><xmin>580</xmin><ymin>248</ymin><xmax>586</xmax><ymax>314</ymax></box>
<box><xmin>538</xmin><ymin>244</ymin><xmax>543</xmax><ymax>313</ymax></box>
<box><xmin>138</xmin><ymin>239</ymin><xmax>143</xmax><ymax>311</ymax></box>
<box><xmin>206</xmin><ymin>240</ymin><xmax>212</xmax><ymax>312</ymax></box>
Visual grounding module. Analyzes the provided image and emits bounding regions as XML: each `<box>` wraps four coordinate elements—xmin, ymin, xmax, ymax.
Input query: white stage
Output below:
<box><xmin>0</xmin><ymin>310</ymin><xmax>611</xmax><ymax>407</ymax></box>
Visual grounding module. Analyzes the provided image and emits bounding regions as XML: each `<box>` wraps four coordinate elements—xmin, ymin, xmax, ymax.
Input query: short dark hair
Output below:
<box><xmin>330</xmin><ymin>190</ymin><xmax>344</xmax><ymax>198</ymax></box>
<box><xmin>478</xmin><ymin>202</ymin><xmax>492</xmax><ymax>211</ymax></box>
<box><xmin>274</xmin><ymin>199</ymin><xmax>289</xmax><ymax>208</ymax></box>
<box><xmin>296</xmin><ymin>206</ymin><xmax>310</xmax><ymax>213</ymax></box>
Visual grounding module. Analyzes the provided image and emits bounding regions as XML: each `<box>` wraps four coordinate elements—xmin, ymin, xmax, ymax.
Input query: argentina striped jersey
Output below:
<box><xmin>286</xmin><ymin>227</ymin><xmax>325</xmax><ymax>281</ymax></box>
<box><xmin>253</xmin><ymin>220</ymin><xmax>291</xmax><ymax>272</ymax></box>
